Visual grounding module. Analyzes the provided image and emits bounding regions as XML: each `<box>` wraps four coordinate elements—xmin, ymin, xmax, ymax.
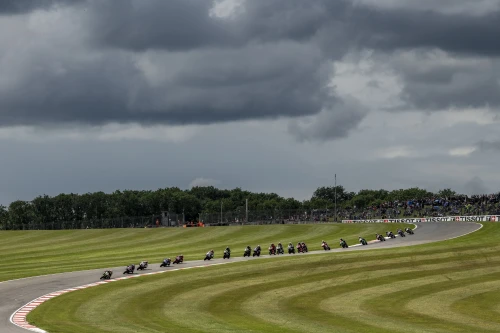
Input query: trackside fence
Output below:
<box><xmin>0</xmin><ymin>209</ymin><xmax>335</xmax><ymax>230</ymax></box>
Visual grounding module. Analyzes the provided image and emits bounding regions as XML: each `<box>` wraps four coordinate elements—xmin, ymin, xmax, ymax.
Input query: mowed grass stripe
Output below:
<box><xmin>410</xmin><ymin>280</ymin><xmax>500</xmax><ymax>328</ymax></box>
<box><xmin>0</xmin><ymin>224</ymin><xmax>409</xmax><ymax>281</ymax></box>
<box><xmin>27</xmin><ymin>223</ymin><xmax>500</xmax><ymax>333</ymax></box>
<box><xmin>450</xmin><ymin>288</ymin><xmax>500</xmax><ymax>325</ymax></box>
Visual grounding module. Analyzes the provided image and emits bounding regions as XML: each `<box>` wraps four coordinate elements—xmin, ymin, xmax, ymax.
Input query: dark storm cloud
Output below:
<box><xmin>477</xmin><ymin>141</ymin><xmax>500</xmax><ymax>151</ymax></box>
<box><xmin>86</xmin><ymin>0</ymin><xmax>233</xmax><ymax>52</ymax></box>
<box><xmin>0</xmin><ymin>0</ymin><xmax>84</xmax><ymax>14</ymax></box>
<box><xmin>1</xmin><ymin>0</ymin><xmax>500</xmax><ymax>135</ymax></box>
<box><xmin>394</xmin><ymin>56</ymin><xmax>500</xmax><ymax>110</ymax></box>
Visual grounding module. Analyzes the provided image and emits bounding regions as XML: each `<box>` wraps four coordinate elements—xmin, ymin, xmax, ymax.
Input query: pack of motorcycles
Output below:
<box><xmin>100</xmin><ymin>228</ymin><xmax>415</xmax><ymax>280</ymax></box>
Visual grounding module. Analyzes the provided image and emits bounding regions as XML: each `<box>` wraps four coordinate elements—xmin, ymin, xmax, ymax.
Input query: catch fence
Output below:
<box><xmin>0</xmin><ymin>209</ymin><xmax>336</xmax><ymax>230</ymax></box>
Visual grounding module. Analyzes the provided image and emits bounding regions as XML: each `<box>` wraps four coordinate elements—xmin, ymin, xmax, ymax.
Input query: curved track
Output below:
<box><xmin>0</xmin><ymin>222</ymin><xmax>481</xmax><ymax>332</ymax></box>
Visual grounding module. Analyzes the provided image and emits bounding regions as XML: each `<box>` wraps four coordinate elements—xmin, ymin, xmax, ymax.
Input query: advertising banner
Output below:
<box><xmin>342</xmin><ymin>215</ymin><xmax>499</xmax><ymax>223</ymax></box>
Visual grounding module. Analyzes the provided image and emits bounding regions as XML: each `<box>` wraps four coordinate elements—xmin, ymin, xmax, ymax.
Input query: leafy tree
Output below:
<box><xmin>0</xmin><ymin>205</ymin><xmax>8</xmax><ymax>229</ymax></box>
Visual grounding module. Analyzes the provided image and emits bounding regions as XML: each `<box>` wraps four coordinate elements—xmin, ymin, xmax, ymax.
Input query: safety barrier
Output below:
<box><xmin>342</xmin><ymin>215</ymin><xmax>500</xmax><ymax>223</ymax></box>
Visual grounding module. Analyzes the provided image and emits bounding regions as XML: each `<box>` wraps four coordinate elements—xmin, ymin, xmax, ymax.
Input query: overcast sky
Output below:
<box><xmin>1</xmin><ymin>0</ymin><xmax>500</xmax><ymax>205</ymax></box>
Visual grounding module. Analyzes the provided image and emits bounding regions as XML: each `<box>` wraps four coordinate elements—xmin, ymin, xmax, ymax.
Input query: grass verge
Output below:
<box><xmin>28</xmin><ymin>223</ymin><xmax>500</xmax><ymax>333</ymax></box>
<box><xmin>0</xmin><ymin>223</ymin><xmax>408</xmax><ymax>281</ymax></box>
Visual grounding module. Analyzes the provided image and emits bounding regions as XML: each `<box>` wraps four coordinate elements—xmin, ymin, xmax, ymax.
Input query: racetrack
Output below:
<box><xmin>0</xmin><ymin>222</ymin><xmax>481</xmax><ymax>333</ymax></box>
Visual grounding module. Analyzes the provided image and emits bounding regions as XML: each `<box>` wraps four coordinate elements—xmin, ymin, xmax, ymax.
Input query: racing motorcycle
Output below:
<box><xmin>339</xmin><ymin>240</ymin><xmax>349</xmax><ymax>248</ymax></box>
<box><xmin>223</xmin><ymin>249</ymin><xmax>231</xmax><ymax>259</ymax></box>
<box><xmin>405</xmin><ymin>228</ymin><xmax>414</xmax><ymax>235</ymax></box>
<box><xmin>123</xmin><ymin>264</ymin><xmax>135</xmax><ymax>275</ymax></box>
<box><xmin>376</xmin><ymin>234</ymin><xmax>386</xmax><ymax>242</ymax></box>
<box><xmin>100</xmin><ymin>270</ymin><xmax>113</xmax><ymax>280</ymax></box>
<box><xmin>321</xmin><ymin>241</ymin><xmax>331</xmax><ymax>251</ymax></box>
<box><xmin>204</xmin><ymin>252</ymin><xmax>214</xmax><ymax>261</ymax></box>
<box><xmin>269</xmin><ymin>246</ymin><xmax>277</xmax><ymax>255</ymax></box>
<box><xmin>137</xmin><ymin>261</ymin><xmax>148</xmax><ymax>271</ymax></box>
<box><xmin>288</xmin><ymin>245</ymin><xmax>295</xmax><ymax>254</ymax></box>
<box><xmin>253</xmin><ymin>248</ymin><xmax>261</xmax><ymax>257</ymax></box>
<box><xmin>359</xmin><ymin>238</ymin><xmax>368</xmax><ymax>245</ymax></box>
<box><xmin>160</xmin><ymin>258</ymin><xmax>171</xmax><ymax>267</ymax></box>
<box><xmin>277</xmin><ymin>246</ymin><xmax>284</xmax><ymax>255</ymax></box>
<box><xmin>397</xmin><ymin>230</ymin><xmax>406</xmax><ymax>237</ymax></box>
<box><xmin>387</xmin><ymin>232</ymin><xmax>396</xmax><ymax>239</ymax></box>
<box><xmin>173</xmin><ymin>255</ymin><xmax>184</xmax><ymax>264</ymax></box>
<box><xmin>243</xmin><ymin>248</ymin><xmax>251</xmax><ymax>257</ymax></box>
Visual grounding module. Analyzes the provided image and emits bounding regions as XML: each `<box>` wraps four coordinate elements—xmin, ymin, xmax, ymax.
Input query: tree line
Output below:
<box><xmin>0</xmin><ymin>186</ymin><xmax>494</xmax><ymax>230</ymax></box>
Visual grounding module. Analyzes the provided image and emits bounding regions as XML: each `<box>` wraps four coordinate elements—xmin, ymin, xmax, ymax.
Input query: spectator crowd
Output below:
<box><xmin>340</xmin><ymin>194</ymin><xmax>500</xmax><ymax>220</ymax></box>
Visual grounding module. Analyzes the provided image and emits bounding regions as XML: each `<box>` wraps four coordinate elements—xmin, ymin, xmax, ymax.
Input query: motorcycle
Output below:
<box><xmin>160</xmin><ymin>259</ymin><xmax>171</xmax><ymax>267</ymax></box>
<box><xmin>321</xmin><ymin>242</ymin><xmax>331</xmax><ymax>251</ymax></box>
<box><xmin>277</xmin><ymin>247</ymin><xmax>284</xmax><ymax>255</ymax></box>
<box><xmin>173</xmin><ymin>256</ymin><xmax>184</xmax><ymax>264</ymax></box>
<box><xmin>204</xmin><ymin>252</ymin><xmax>214</xmax><ymax>261</ymax></box>
<box><xmin>376</xmin><ymin>235</ymin><xmax>386</xmax><ymax>242</ymax></box>
<box><xmin>269</xmin><ymin>247</ymin><xmax>276</xmax><ymax>255</ymax></box>
<box><xmin>398</xmin><ymin>230</ymin><xmax>406</xmax><ymax>237</ymax></box>
<box><xmin>298</xmin><ymin>244</ymin><xmax>308</xmax><ymax>253</ymax></box>
<box><xmin>340</xmin><ymin>241</ymin><xmax>348</xmax><ymax>249</ymax></box>
<box><xmin>359</xmin><ymin>238</ymin><xmax>368</xmax><ymax>245</ymax></box>
<box><xmin>137</xmin><ymin>261</ymin><xmax>148</xmax><ymax>271</ymax></box>
<box><xmin>406</xmin><ymin>229</ymin><xmax>414</xmax><ymax>235</ymax></box>
<box><xmin>123</xmin><ymin>265</ymin><xmax>135</xmax><ymax>275</ymax></box>
<box><xmin>387</xmin><ymin>232</ymin><xmax>396</xmax><ymax>239</ymax></box>
<box><xmin>243</xmin><ymin>249</ymin><xmax>251</xmax><ymax>257</ymax></box>
<box><xmin>288</xmin><ymin>246</ymin><xmax>295</xmax><ymax>254</ymax></box>
<box><xmin>100</xmin><ymin>270</ymin><xmax>112</xmax><ymax>280</ymax></box>
<box><xmin>223</xmin><ymin>250</ymin><xmax>231</xmax><ymax>259</ymax></box>
<box><xmin>253</xmin><ymin>249</ymin><xmax>261</xmax><ymax>257</ymax></box>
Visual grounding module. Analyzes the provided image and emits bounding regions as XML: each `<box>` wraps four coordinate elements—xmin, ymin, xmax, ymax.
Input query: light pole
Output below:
<box><xmin>220</xmin><ymin>200</ymin><xmax>223</xmax><ymax>224</ymax></box>
<box><xmin>335</xmin><ymin>174</ymin><xmax>337</xmax><ymax>222</ymax></box>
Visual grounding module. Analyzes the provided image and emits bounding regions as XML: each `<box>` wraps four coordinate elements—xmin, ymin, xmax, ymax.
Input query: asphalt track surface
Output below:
<box><xmin>0</xmin><ymin>222</ymin><xmax>481</xmax><ymax>333</ymax></box>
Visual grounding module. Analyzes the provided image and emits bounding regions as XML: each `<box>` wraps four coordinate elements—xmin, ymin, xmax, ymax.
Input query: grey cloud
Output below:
<box><xmin>1</xmin><ymin>0</ymin><xmax>500</xmax><ymax>135</ymax></box>
<box><xmin>477</xmin><ymin>141</ymin><xmax>500</xmax><ymax>151</ymax></box>
<box><xmin>0</xmin><ymin>41</ymin><xmax>331</xmax><ymax>126</ymax></box>
<box><xmin>86</xmin><ymin>0</ymin><xmax>233</xmax><ymax>52</ymax></box>
<box><xmin>464</xmin><ymin>176</ymin><xmax>490</xmax><ymax>195</ymax></box>
<box><xmin>388</xmin><ymin>52</ymin><xmax>500</xmax><ymax>110</ymax></box>
<box><xmin>0</xmin><ymin>0</ymin><xmax>85</xmax><ymax>14</ymax></box>
<box><xmin>289</xmin><ymin>97</ymin><xmax>367</xmax><ymax>142</ymax></box>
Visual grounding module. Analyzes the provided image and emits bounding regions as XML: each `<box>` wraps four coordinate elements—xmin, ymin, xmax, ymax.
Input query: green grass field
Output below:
<box><xmin>0</xmin><ymin>224</ymin><xmax>408</xmax><ymax>281</ymax></box>
<box><xmin>27</xmin><ymin>223</ymin><xmax>500</xmax><ymax>333</ymax></box>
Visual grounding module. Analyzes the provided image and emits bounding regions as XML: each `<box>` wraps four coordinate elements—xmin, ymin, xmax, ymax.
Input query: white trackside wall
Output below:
<box><xmin>342</xmin><ymin>215</ymin><xmax>500</xmax><ymax>223</ymax></box>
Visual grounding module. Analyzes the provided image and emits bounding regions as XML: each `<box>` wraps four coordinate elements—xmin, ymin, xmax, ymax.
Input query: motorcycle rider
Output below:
<box><xmin>124</xmin><ymin>264</ymin><xmax>135</xmax><ymax>274</ymax></box>
<box><xmin>269</xmin><ymin>243</ymin><xmax>276</xmax><ymax>252</ymax></box>
<box><xmin>277</xmin><ymin>242</ymin><xmax>284</xmax><ymax>254</ymax></box>
<box><xmin>297</xmin><ymin>242</ymin><xmax>303</xmax><ymax>252</ymax></box>
<box><xmin>101</xmin><ymin>270</ymin><xmax>113</xmax><ymax>279</ymax></box>
<box><xmin>161</xmin><ymin>258</ymin><xmax>171</xmax><ymax>267</ymax></box>
<box><xmin>288</xmin><ymin>242</ymin><xmax>295</xmax><ymax>253</ymax></box>
<box><xmin>301</xmin><ymin>242</ymin><xmax>308</xmax><ymax>252</ymax></box>
<box><xmin>244</xmin><ymin>245</ymin><xmax>251</xmax><ymax>255</ymax></box>
<box><xmin>225</xmin><ymin>246</ymin><xmax>231</xmax><ymax>254</ymax></box>
<box><xmin>405</xmin><ymin>227</ymin><xmax>413</xmax><ymax>234</ymax></box>
<box><xmin>321</xmin><ymin>240</ymin><xmax>329</xmax><ymax>249</ymax></box>
<box><xmin>359</xmin><ymin>236</ymin><xmax>367</xmax><ymax>244</ymax></box>
<box><xmin>339</xmin><ymin>238</ymin><xmax>348</xmax><ymax>248</ymax></box>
